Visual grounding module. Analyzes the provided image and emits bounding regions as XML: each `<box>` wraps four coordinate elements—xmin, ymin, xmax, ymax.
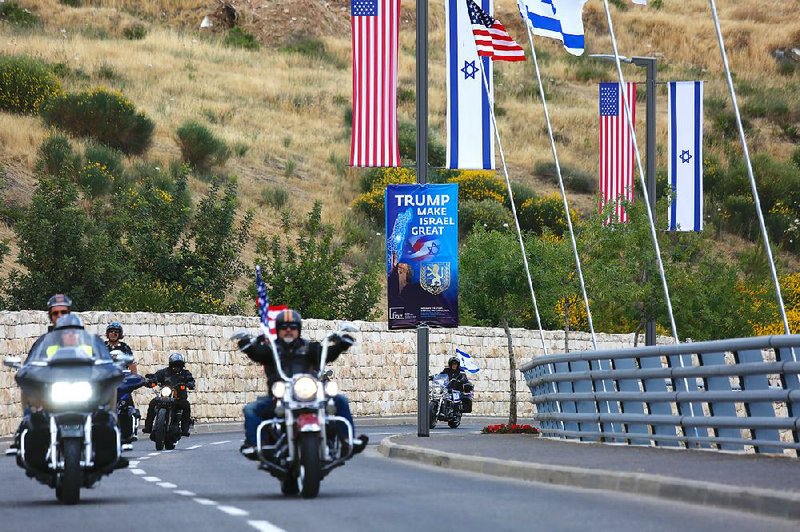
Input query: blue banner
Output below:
<box><xmin>386</xmin><ymin>184</ymin><xmax>459</xmax><ymax>329</ymax></box>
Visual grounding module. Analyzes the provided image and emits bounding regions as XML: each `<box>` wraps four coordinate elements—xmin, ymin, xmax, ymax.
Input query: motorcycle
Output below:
<box><xmin>146</xmin><ymin>378</ymin><xmax>190</xmax><ymax>451</ymax></box>
<box><xmin>428</xmin><ymin>373</ymin><xmax>474</xmax><ymax>429</ymax></box>
<box><xmin>116</xmin><ymin>370</ymin><xmax>146</xmax><ymax>448</ymax></box>
<box><xmin>3</xmin><ymin>329</ymin><xmax>129</xmax><ymax>505</ymax></box>
<box><xmin>232</xmin><ymin>322</ymin><xmax>361</xmax><ymax>499</ymax></box>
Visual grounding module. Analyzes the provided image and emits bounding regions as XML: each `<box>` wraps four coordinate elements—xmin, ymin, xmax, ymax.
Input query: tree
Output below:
<box><xmin>256</xmin><ymin>202</ymin><xmax>380</xmax><ymax>320</ymax></box>
<box><xmin>460</xmin><ymin>228</ymin><xmax>570</xmax><ymax>424</ymax></box>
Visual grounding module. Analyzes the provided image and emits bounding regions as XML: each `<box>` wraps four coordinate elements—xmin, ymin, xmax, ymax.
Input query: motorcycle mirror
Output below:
<box><xmin>112</xmin><ymin>351</ymin><xmax>134</xmax><ymax>367</ymax></box>
<box><xmin>325</xmin><ymin>369</ymin><xmax>333</xmax><ymax>378</ymax></box>
<box><xmin>3</xmin><ymin>355</ymin><xmax>22</xmax><ymax>369</ymax></box>
<box><xmin>230</xmin><ymin>331</ymin><xmax>251</xmax><ymax>341</ymax></box>
<box><xmin>338</xmin><ymin>321</ymin><xmax>359</xmax><ymax>333</ymax></box>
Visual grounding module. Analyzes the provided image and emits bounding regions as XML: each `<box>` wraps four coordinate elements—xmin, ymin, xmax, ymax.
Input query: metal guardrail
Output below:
<box><xmin>519</xmin><ymin>335</ymin><xmax>800</xmax><ymax>455</ymax></box>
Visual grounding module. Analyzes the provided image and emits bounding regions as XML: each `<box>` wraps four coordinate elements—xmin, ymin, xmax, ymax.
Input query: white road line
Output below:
<box><xmin>210</xmin><ymin>440</ymin><xmax>232</xmax><ymax>445</ymax></box>
<box><xmin>248</xmin><ymin>520</ymin><xmax>287</xmax><ymax>532</ymax></box>
<box><xmin>128</xmin><ymin>461</ymin><xmax>139</xmax><ymax>467</ymax></box>
<box><xmin>186</xmin><ymin>445</ymin><xmax>203</xmax><ymax>450</ymax></box>
<box><xmin>193</xmin><ymin>498</ymin><xmax>217</xmax><ymax>506</ymax></box>
<box><xmin>148</xmin><ymin>452</ymin><xmax>160</xmax><ymax>456</ymax></box>
<box><xmin>174</xmin><ymin>490</ymin><xmax>196</xmax><ymax>496</ymax></box>
<box><xmin>138</xmin><ymin>456</ymin><xmax>150</xmax><ymax>460</ymax></box>
<box><xmin>218</xmin><ymin>506</ymin><xmax>249</xmax><ymax>517</ymax></box>
<box><xmin>157</xmin><ymin>482</ymin><xmax>178</xmax><ymax>489</ymax></box>
<box><xmin>142</xmin><ymin>476</ymin><xmax>161</xmax><ymax>482</ymax></box>
<box><xmin>129</xmin><ymin>469</ymin><xmax>146</xmax><ymax>475</ymax></box>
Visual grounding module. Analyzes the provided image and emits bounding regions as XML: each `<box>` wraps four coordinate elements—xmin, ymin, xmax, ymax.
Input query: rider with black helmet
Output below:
<box><xmin>142</xmin><ymin>352</ymin><xmax>196</xmax><ymax>436</ymax></box>
<box><xmin>236</xmin><ymin>309</ymin><xmax>368</xmax><ymax>457</ymax></box>
<box><xmin>440</xmin><ymin>356</ymin><xmax>473</xmax><ymax>412</ymax></box>
<box><xmin>105</xmin><ymin>321</ymin><xmax>136</xmax><ymax>372</ymax></box>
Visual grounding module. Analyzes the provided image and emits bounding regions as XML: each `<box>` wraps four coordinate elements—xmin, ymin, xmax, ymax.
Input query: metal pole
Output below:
<box><xmin>416</xmin><ymin>0</ymin><xmax>430</xmax><ymax>437</ymax></box>
<box><xmin>633</xmin><ymin>57</ymin><xmax>658</xmax><ymax>347</ymax></box>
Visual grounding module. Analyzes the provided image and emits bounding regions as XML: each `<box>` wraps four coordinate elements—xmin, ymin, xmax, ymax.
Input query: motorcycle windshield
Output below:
<box><xmin>433</xmin><ymin>374</ymin><xmax>449</xmax><ymax>387</ymax></box>
<box><xmin>27</xmin><ymin>330</ymin><xmax>112</xmax><ymax>365</ymax></box>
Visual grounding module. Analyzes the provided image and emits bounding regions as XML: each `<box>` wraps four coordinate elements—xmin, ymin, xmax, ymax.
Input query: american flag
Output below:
<box><xmin>466</xmin><ymin>0</ymin><xmax>525</xmax><ymax>62</ymax></box>
<box><xmin>599</xmin><ymin>82</ymin><xmax>636</xmax><ymax>224</ymax></box>
<box><xmin>255</xmin><ymin>266</ymin><xmax>287</xmax><ymax>339</ymax></box>
<box><xmin>351</xmin><ymin>0</ymin><xmax>400</xmax><ymax>168</ymax></box>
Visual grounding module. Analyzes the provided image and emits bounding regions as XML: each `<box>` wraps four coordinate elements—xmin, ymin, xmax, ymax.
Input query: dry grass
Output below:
<box><xmin>1</xmin><ymin>0</ymin><xmax>798</xmax><ymax>298</ymax></box>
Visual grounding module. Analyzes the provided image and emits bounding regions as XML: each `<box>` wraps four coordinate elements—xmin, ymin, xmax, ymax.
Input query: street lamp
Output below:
<box><xmin>590</xmin><ymin>54</ymin><xmax>657</xmax><ymax>347</ymax></box>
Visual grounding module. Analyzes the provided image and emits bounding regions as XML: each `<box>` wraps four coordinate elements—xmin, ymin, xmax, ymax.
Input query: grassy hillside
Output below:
<box><xmin>1</xmin><ymin>0</ymin><xmax>799</xmax><ymax>316</ymax></box>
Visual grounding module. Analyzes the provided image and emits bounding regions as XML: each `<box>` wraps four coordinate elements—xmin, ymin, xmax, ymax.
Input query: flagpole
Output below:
<box><xmin>416</xmin><ymin>0</ymin><xmax>431</xmax><ymax>437</ymax></box>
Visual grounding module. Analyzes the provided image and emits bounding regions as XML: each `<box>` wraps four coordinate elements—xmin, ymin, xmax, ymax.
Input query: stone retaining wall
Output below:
<box><xmin>0</xmin><ymin>311</ymin><xmax>651</xmax><ymax>438</ymax></box>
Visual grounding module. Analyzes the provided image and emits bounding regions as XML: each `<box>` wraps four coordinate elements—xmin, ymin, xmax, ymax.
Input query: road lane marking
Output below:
<box><xmin>193</xmin><ymin>498</ymin><xmax>217</xmax><ymax>506</ymax></box>
<box><xmin>142</xmin><ymin>476</ymin><xmax>161</xmax><ymax>482</ymax></box>
<box><xmin>186</xmin><ymin>445</ymin><xmax>203</xmax><ymax>450</ymax></box>
<box><xmin>248</xmin><ymin>520</ymin><xmax>287</xmax><ymax>532</ymax></box>
<box><xmin>128</xmin><ymin>461</ymin><xmax>139</xmax><ymax>467</ymax></box>
<box><xmin>210</xmin><ymin>440</ymin><xmax>232</xmax><ymax>445</ymax></box>
<box><xmin>158</xmin><ymin>482</ymin><xmax>178</xmax><ymax>489</ymax></box>
<box><xmin>148</xmin><ymin>452</ymin><xmax>160</xmax><ymax>456</ymax></box>
<box><xmin>174</xmin><ymin>490</ymin><xmax>196</xmax><ymax>496</ymax></box>
<box><xmin>129</xmin><ymin>469</ymin><xmax>146</xmax><ymax>475</ymax></box>
<box><xmin>218</xmin><ymin>506</ymin><xmax>248</xmax><ymax>516</ymax></box>
<box><xmin>138</xmin><ymin>456</ymin><xmax>150</xmax><ymax>460</ymax></box>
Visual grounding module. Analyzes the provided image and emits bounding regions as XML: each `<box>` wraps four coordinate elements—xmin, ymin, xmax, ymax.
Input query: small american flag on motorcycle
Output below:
<box><xmin>255</xmin><ymin>266</ymin><xmax>287</xmax><ymax>339</ymax></box>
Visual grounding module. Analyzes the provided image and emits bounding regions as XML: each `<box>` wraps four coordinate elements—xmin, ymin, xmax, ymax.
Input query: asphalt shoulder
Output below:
<box><xmin>379</xmin><ymin>431</ymin><xmax>800</xmax><ymax>521</ymax></box>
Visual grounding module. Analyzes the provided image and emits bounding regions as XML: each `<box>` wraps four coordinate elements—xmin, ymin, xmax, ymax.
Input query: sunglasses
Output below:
<box><xmin>50</xmin><ymin>310</ymin><xmax>70</xmax><ymax>318</ymax></box>
<box><xmin>277</xmin><ymin>324</ymin><xmax>300</xmax><ymax>331</ymax></box>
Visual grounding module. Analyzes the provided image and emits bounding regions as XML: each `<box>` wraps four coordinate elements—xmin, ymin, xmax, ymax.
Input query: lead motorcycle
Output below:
<box><xmin>428</xmin><ymin>373</ymin><xmax>474</xmax><ymax>429</ymax></box>
<box><xmin>232</xmin><ymin>323</ymin><xmax>361</xmax><ymax>499</ymax></box>
<box><xmin>3</xmin><ymin>329</ymin><xmax>129</xmax><ymax>504</ymax></box>
<box><xmin>145</xmin><ymin>378</ymin><xmax>191</xmax><ymax>451</ymax></box>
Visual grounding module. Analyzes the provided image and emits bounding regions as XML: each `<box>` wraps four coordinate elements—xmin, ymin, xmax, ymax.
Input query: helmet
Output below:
<box><xmin>274</xmin><ymin>309</ymin><xmax>302</xmax><ymax>334</ymax></box>
<box><xmin>448</xmin><ymin>356</ymin><xmax>461</xmax><ymax>370</ymax></box>
<box><xmin>168</xmin><ymin>352</ymin><xmax>185</xmax><ymax>370</ymax></box>
<box><xmin>47</xmin><ymin>294</ymin><xmax>73</xmax><ymax>309</ymax></box>
<box><xmin>55</xmin><ymin>314</ymin><xmax>84</xmax><ymax>330</ymax></box>
<box><xmin>106</xmin><ymin>321</ymin><xmax>124</xmax><ymax>339</ymax></box>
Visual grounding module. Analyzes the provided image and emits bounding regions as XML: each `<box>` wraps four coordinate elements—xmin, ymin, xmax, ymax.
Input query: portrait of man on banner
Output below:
<box><xmin>386</xmin><ymin>184</ymin><xmax>459</xmax><ymax>329</ymax></box>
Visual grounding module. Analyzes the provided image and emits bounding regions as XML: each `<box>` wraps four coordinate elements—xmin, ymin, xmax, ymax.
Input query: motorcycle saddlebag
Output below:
<box><xmin>461</xmin><ymin>397</ymin><xmax>473</xmax><ymax>413</ymax></box>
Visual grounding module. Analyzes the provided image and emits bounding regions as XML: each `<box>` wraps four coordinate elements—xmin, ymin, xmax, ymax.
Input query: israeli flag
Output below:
<box><xmin>519</xmin><ymin>0</ymin><xmax>588</xmax><ymax>56</ymax></box>
<box><xmin>446</xmin><ymin>0</ymin><xmax>495</xmax><ymax>169</ymax></box>
<box><xmin>668</xmin><ymin>81</ymin><xmax>703</xmax><ymax>232</ymax></box>
<box><xmin>456</xmin><ymin>348</ymin><xmax>480</xmax><ymax>374</ymax></box>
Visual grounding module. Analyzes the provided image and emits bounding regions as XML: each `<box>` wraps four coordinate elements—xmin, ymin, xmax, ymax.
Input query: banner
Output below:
<box><xmin>519</xmin><ymin>0</ymin><xmax>588</xmax><ymax>56</ymax></box>
<box><xmin>668</xmin><ymin>81</ymin><xmax>703</xmax><ymax>232</ymax></box>
<box><xmin>446</xmin><ymin>0</ymin><xmax>494</xmax><ymax>170</ymax></box>
<box><xmin>599</xmin><ymin>81</ymin><xmax>636</xmax><ymax>224</ymax></box>
<box><xmin>386</xmin><ymin>184</ymin><xmax>459</xmax><ymax>329</ymax></box>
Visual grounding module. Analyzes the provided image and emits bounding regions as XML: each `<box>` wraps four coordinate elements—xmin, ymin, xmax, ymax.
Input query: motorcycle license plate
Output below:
<box><xmin>60</xmin><ymin>424</ymin><xmax>83</xmax><ymax>437</ymax></box>
<box><xmin>452</xmin><ymin>391</ymin><xmax>460</xmax><ymax>400</ymax></box>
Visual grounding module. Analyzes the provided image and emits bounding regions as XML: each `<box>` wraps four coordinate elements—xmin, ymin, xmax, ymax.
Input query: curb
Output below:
<box><xmin>377</xmin><ymin>435</ymin><xmax>800</xmax><ymax>522</ymax></box>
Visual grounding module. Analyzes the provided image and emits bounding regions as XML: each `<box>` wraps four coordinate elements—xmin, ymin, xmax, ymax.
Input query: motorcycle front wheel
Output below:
<box><xmin>152</xmin><ymin>409</ymin><xmax>167</xmax><ymax>451</ymax></box>
<box><xmin>298</xmin><ymin>433</ymin><xmax>322</xmax><ymax>499</ymax></box>
<box><xmin>428</xmin><ymin>401</ymin><xmax>438</xmax><ymax>429</ymax></box>
<box><xmin>448</xmin><ymin>410</ymin><xmax>462</xmax><ymax>429</ymax></box>
<box><xmin>57</xmin><ymin>438</ymin><xmax>82</xmax><ymax>505</ymax></box>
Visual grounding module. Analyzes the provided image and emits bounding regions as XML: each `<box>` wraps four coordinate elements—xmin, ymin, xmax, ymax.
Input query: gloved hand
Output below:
<box><xmin>237</xmin><ymin>335</ymin><xmax>254</xmax><ymax>350</ymax></box>
<box><xmin>186</xmin><ymin>382</ymin><xmax>196</xmax><ymax>390</ymax></box>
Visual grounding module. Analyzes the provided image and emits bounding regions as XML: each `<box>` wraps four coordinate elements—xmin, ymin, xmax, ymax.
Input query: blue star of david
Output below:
<box><xmin>461</xmin><ymin>61</ymin><xmax>478</xmax><ymax>80</ymax></box>
<box><xmin>427</xmin><ymin>242</ymin><xmax>440</xmax><ymax>255</ymax></box>
<box><xmin>680</xmin><ymin>150</ymin><xmax>692</xmax><ymax>164</ymax></box>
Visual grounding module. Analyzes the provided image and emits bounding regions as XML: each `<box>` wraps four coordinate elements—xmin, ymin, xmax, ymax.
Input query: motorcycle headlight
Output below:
<box><xmin>323</xmin><ymin>380</ymin><xmax>339</xmax><ymax>397</ymax></box>
<box><xmin>271</xmin><ymin>381</ymin><xmax>286</xmax><ymax>399</ymax></box>
<box><xmin>160</xmin><ymin>386</ymin><xmax>173</xmax><ymax>398</ymax></box>
<box><xmin>293</xmin><ymin>376</ymin><xmax>318</xmax><ymax>401</ymax></box>
<box><xmin>51</xmin><ymin>381</ymin><xmax>93</xmax><ymax>403</ymax></box>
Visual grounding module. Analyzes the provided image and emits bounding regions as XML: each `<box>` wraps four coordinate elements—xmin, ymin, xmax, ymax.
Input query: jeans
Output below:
<box><xmin>243</xmin><ymin>394</ymin><xmax>355</xmax><ymax>446</ymax></box>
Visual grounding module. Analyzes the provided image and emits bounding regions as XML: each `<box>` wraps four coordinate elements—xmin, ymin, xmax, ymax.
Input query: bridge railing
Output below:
<box><xmin>519</xmin><ymin>335</ymin><xmax>800</xmax><ymax>455</ymax></box>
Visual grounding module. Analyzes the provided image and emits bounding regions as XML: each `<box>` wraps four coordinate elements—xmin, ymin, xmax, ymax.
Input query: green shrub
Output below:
<box><xmin>534</xmin><ymin>161</ymin><xmax>597</xmax><ymax>193</ymax></box>
<box><xmin>84</xmin><ymin>143</ymin><xmax>124</xmax><ymax>180</ymax></box>
<box><xmin>123</xmin><ymin>23</ymin><xmax>148</xmax><ymax>40</ymax></box>
<box><xmin>59</xmin><ymin>0</ymin><xmax>82</xmax><ymax>6</ymax></box>
<box><xmin>505</xmin><ymin>181</ymin><xmax>536</xmax><ymax>213</ymax></box>
<box><xmin>96</xmin><ymin>63</ymin><xmax>121</xmax><ymax>82</ymax></box>
<box><xmin>175</xmin><ymin>120</ymin><xmax>231</xmax><ymax>172</ymax></box>
<box><xmin>279</xmin><ymin>35</ymin><xmax>346</xmax><ymax>68</ymax></box>
<box><xmin>77</xmin><ymin>162</ymin><xmax>113</xmax><ymax>198</ymax></box>
<box><xmin>448</xmin><ymin>170</ymin><xmax>507</xmax><ymax>204</ymax></box>
<box><xmin>519</xmin><ymin>193</ymin><xmax>576</xmax><ymax>236</ymax></box>
<box><xmin>397</xmin><ymin>120</ymin><xmax>446</xmax><ymax>166</ymax></box>
<box><xmin>223</xmin><ymin>27</ymin><xmax>260</xmax><ymax>50</ymax></box>
<box><xmin>792</xmin><ymin>147</ymin><xmax>800</xmax><ymax>169</ymax></box>
<box><xmin>40</xmin><ymin>88</ymin><xmax>155</xmax><ymax>155</ymax></box>
<box><xmin>0</xmin><ymin>2</ymin><xmax>41</xmax><ymax>28</ymax></box>
<box><xmin>261</xmin><ymin>186</ymin><xmax>289</xmax><ymax>209</ymax></box>
<box><xmin>0</xmin><ymin>55</ymin><xmax>62</xmax><ymax>114</ymax></box>
<box><xmin>35</xmin><ymin>134</ymin><xmax>81</xmax><ymax>179</ymax></box>
<box><xmin>284</xmin><ymin>159</ymin><xmax>296</xmax><ymax>177</ymax></box>
<box><xmin>459</xmin><ymin>199</ymin><xmax>513</xmax><ymax>236</ymax></box>
<box><xmin>397</xmin><ymin>87</ymin><xmax>414</xmax><ymax>104</ymax></box>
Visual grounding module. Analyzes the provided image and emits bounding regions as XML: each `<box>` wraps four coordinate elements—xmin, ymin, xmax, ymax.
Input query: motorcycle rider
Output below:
<box><xmin>236</xmin><ymin>309</ymin><xmax>368</xmax><ymax>458</ymax></box>
<box><xmin>142</xmin><ymin>352</ymin><xmax>195</xmax><ymax>436</ymax></box>
<box><xmin>105</xmin><ymin>322</ymin><xmax>136</xmax><ymax>372</ymax></box>
<box><xmin>440</xmin><ymin>356</ymin><xmax>473</xmax><ymax>413</ymax></box>
<box><xmin>6</xmin><ymin>294</ymin><xmax>74</xmax><ymax>456</ymax></box>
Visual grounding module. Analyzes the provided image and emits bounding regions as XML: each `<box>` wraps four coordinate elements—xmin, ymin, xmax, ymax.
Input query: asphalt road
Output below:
<box><xmin>0</xmin><ymin>424</ymin><xmax>795</xmax><ymax>532</ymax></box>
